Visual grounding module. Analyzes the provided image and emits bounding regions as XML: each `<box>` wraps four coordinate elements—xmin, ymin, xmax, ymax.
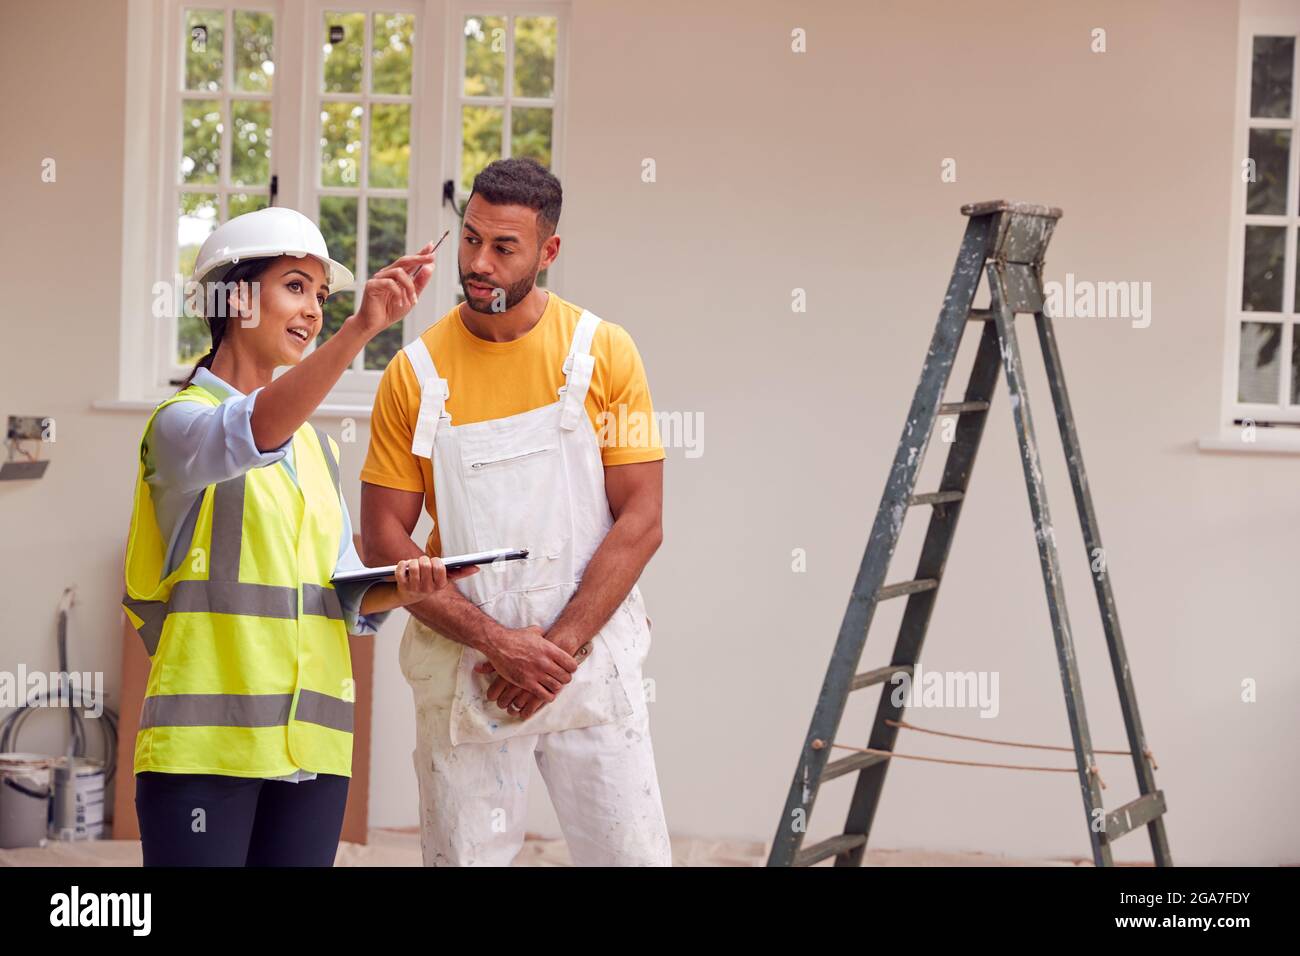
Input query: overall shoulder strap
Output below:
<box><xmin>560</xmin><ymin>309</ymin><xmax>602</xmax><ymax>432</ymax></box>
<box><xmin>402</xmin><ymin>336</ymin><xmax>449</xmax><ymax>458</ymax></box>
<box><xmin>563</xmin><ymin>309</ymin><xmax>602</xmax><ymax>370</ymax></box>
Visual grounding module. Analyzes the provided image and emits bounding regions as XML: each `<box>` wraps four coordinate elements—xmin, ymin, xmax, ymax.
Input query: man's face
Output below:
<box><xmin>457</xmin><ymin>193</ymin><xmax>556</xmax><ymax>314</ymax></box>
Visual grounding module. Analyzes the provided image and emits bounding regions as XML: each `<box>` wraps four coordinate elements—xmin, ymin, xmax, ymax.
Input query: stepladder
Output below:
<box><xmin>768</xmin><ymin>200</ymin><xmax>1172</xmax><ymax>868</ymax></box>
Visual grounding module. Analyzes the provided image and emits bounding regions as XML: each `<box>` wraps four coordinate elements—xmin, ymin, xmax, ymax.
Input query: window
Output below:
<box><xmin>175</xmin><ymin>6</ymin><xmax>277</xmax><ymax>367</ymax></box>
<box><xmin>1222</xmin><ymin>17</ymin><xmax>1300</xmax><ymax>430</ymax></box>
<box><xmin>449</xmin><ymin>8</ymin><xmax>562</xmax><ymax>301</ymax></box>
<box><xmin>314</xmin><ymin>9</ymin><xmax>419</xmax><ymax>370</ymax></box>
<box><xmin>123</xmin><ymin>0</ymin><xmax>567</xmax><ymax>409</ymax></box>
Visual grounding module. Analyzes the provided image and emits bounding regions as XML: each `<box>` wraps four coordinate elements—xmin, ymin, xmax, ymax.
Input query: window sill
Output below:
<box><xmin>1197</xmin><ymin>433</ymin><xmax>1300</xmax><ymax>455</ymax></box>
<box><xmin>90</xmin><ymin>398</ymin><xmax>374</xmax><ymax>420</ymax></box>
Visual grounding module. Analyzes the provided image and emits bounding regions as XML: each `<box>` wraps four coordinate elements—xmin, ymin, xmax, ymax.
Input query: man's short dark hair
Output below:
<box><xmin>469</xmin><ymin>157</ymin><xmax>562</xmax><ymax>243</ymax></box>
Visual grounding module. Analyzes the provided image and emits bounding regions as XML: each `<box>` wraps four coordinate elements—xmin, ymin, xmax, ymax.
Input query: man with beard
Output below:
<box><xmin>360</xmin><ymin>157</ymin><xmax>671</xmax><ymax>866</ymax></box>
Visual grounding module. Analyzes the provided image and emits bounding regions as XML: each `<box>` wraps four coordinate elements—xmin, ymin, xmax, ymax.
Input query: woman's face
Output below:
<box><xmin>230</xmin><ymin>254</ymin><xmax>331</xmax><ymax>366</ymax></box>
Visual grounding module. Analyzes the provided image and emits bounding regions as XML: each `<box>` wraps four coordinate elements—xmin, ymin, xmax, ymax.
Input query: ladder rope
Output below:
<box><xmin>885</xmin><ymin>718</ymin><xmax>1159</xmax><ymax>768</ymax></box>
<box><xmin>826</xmin><ymin>741</ymin><xmax>1109</xmax><ymax>789</ymax></box>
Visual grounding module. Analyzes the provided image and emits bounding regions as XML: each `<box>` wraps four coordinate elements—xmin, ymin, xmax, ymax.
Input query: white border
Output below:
<box><xmin>1205</xmin><ymin>11</ymin><xmax>1300</xmax><ymax>452</ymax></box>
<box><xmin>107</xmin><ymin>0</ymin><xmax>568</xmax><ymax>414</ymax></box>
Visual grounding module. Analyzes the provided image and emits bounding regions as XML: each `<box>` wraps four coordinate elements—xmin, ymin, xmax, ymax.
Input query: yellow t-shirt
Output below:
<box><xmin>361</xmin><ymin>291</ymin><xmax>664</xmax><ymax>557</ymax></box>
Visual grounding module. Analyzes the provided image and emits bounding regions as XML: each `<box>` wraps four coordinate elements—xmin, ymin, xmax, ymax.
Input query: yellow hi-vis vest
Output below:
<box><xmin>122</xmin><ymin>382</ymin><xmax>355</xmax><ymax>778</ymax></box>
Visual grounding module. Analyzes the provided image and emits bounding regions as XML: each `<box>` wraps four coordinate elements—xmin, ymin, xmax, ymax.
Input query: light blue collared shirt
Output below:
<box><xmin>143</xmin><ymin>367</ymin><xmax>389</xmax><ymax>782</ymax></box>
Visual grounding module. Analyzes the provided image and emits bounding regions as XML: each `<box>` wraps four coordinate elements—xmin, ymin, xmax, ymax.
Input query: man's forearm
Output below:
<box><xmin>407</xmin><ymin>585</ymin><xmax>505</xmax><ymax>654</ymax></box>
<box><xmin>364</xmin><ymin>521</ymin><xmax>504</xmax><ymax>653</ymax></box>
<box><xmin>545</xmin><ymin>510</ymin><xmax>662</xmax><ymax>654</ymax></box>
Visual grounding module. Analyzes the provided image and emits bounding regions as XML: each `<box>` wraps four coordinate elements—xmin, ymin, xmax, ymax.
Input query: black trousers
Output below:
<box><xmin>135</xmin><ymin>770</ymin><xmax>349</xmax><ymax>866</ymax></box>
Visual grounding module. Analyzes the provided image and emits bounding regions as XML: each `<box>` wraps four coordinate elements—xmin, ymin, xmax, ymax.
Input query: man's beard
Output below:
<box><xmin>459</xmin><ymin>267</ymin><xmax>538</xmax><ymax>314</ymax></box>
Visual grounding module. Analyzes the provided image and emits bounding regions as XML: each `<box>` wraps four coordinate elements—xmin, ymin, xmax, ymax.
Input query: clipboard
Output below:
<box><xmin>331</xmin><ymin>547</ymin><xmax>529</xmax><ymax>588</ymax></box>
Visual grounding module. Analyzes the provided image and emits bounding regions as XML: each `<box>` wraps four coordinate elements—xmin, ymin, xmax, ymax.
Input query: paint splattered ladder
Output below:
<box><xmin>768</xmin><ymin>201</ymin><xmax>1172</xmax><ymax>868</ymax></box>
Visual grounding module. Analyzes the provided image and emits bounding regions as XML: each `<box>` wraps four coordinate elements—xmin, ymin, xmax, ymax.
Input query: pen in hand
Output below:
<box><xmin>409</xmin><ymin>229</ymin><xmax>451</xmax><ymax>278</ymax></box>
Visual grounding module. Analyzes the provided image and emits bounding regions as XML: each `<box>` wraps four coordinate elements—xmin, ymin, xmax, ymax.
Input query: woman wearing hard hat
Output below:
<box><xmin>122</xmin><ymin>206</ymin><xmax>472</xmax><ymax>866</ymax></box>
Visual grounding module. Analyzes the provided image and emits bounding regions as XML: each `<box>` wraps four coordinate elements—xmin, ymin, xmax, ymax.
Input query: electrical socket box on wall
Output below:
<box><xmin>2</xmin><ymin>414</ymin><xmax>52</xmax><ymax>480</ymax></box>
<box><xmin>7</xmin><ymin>416</ymin><xmax>50</xmax><ymax>441</ymax></box>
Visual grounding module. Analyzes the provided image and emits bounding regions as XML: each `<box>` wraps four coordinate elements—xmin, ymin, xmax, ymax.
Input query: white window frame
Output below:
<box><xmin>1215</xmin><ymin>13</ymin><xmax>1300</xmax><ymax>440</ymax></box>
<box><xmin>302</xmin><ymin>0</ymin><xmax>428</xmax><ymax>404</ymax></box>
<box><xmin>164</xmin><ymin>0</ymin><xmax>281</xmax><ymax>389</ymax></box>
<box><xmin>443</xmin><ymin>1</ymin><xmax>568</xmax><ymax>301</ymax></box>
<box><xmin>110</xmin><ymin>0</ymin><xmax>568</xmax><ymax>414</ymax></box>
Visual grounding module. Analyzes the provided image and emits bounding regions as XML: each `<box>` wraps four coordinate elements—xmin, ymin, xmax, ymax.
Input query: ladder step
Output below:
<box><xmin>822</xmin><ymin>748</ymin><xmax>890</xmax><ymax>782</ymax></box>
<box><xmin>938</xmin><ymin>400</ymin><xmax>990</xmax><ymax>415</ymax></box>
<box><xmin>793</xmin><ymin>833</ymin><xmax>868</xmax><ymax>867</ymax></box>
<box><xmin>1102</xmin><ymin>790</ymin><xmax>1166</xmax><ymax>845</ymax></box>
<box><xmin>878</xmin><ymin>579</ymin><xmax>938</xmax><ymax>600</ymax></box>
<box><xmin>968</xmin><ymin>308</ymin><xmax>995</xmax><ymax>321</ymax></box>
<box><xmin>850</xmin><ymin>664</ymin><xmax>912</xmax><ymax>691</ymax></box>
<box><xmin>909</xmin><ymin>490</ymin><xmax>965</xmax><ymax>507</ymax></box>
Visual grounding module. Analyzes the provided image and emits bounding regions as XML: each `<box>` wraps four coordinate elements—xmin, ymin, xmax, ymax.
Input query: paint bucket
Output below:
<box><xmin>0</xmin><ymin>753</ymin><xmax>53</xmax><ymax>849</ymax></box>
<box><xmin>48</xmin><ymin>757</ymin><xmax>104</xmax><ymax>841</ymax></box>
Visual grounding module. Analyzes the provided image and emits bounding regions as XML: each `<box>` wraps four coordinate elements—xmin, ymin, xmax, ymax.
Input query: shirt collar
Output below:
<box><xmin>192</xmin><ymin>366</ymin><xmax>243</xmax><ymax>400</ymax></box>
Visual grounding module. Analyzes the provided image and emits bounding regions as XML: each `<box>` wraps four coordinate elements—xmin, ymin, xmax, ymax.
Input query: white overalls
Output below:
<box><xmin>397</xmin><ymin>309</ymin><xmax>671</xmax><ymax>866</ymax></box>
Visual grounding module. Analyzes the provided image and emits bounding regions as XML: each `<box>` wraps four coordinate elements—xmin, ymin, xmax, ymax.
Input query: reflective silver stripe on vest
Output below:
<box><xmin>170</xmin><ymin>495</ymin><xmax>203</xmax><ymax>578</ymax></box>
<box><xmin>294</xmin><ymin>689</ymin><xmax>354</xmax><ymax>733</ymax></box>
<box><xmin>302</xmin><ymin>583</ymin><xmax>344</xmax><ymax>620</ymax></box>
<box><xmin>304</xmin><ymin>430</ymin><xmax>343</xmax><ymax>621</ymax></box>
<box><xmin>126</xmin><ymin>430</ymin><xmax>345</xmax><ymax>654</ymax></box>
<box><xmin>313</xmin><ymin>427</ymin><xmax>341</xmax><ymax>497</ymax></box>
<box><xmin>123</xmin><ymin>596</ymin><xmax>167</xmax><ymax>656</ymax></box>
<box><xmin>211</xmin><ymin>472</ymin><xmax>245</xmax><ymax>581</ymax></box>
<box><xmin>139</xmin><ymin>692</ymin><xmax>293</xmax><ymax>729</ymax></box>
<box><xmin>169</xmin><ymin>579</ymin><xmax>298</xmax><ymax>617</ymax></box>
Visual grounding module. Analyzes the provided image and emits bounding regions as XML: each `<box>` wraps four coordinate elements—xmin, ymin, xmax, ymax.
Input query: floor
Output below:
<box><xmin>0</xmin><ymin>828</ymin><xmax>1092</xmax><ymax>866</ymax></box>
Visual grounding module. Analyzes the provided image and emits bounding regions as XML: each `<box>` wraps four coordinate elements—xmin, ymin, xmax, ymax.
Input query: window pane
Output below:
<box><xmin>233</xmin><ymin>10</ymin><xmax>274</xmax><ymax>93</ymax></box>
<box><xmin>1292</xmin><ymin>327</ymin><xmax>1300</xmax><ymax>405</ymax></box>
<box><xmin>1251</xmin><ymin>36</ymin><xmax>1294</xmax><ymax>119</ymax></box>
<box><xmin>320</xmin><ymin>102</ymin><xmax>363</xmax><ymax>186</ymax></box>
<box><xmin>511</xmin><ymin>107</ymin><xmax>552</xmax><ymax>167</ymax></box>
<box><xmin>178</xmin><ymin>192</ymin><xmax>219</xmax><ymax>279</ymax></box>
<box><xmin>365</xmin><ymin>315</ymin><xmax>404</xmax><ymax>368</ymax></box>
<box><xmin>178</xmin><ymin>192</ymin><xmax>219</xmax><ymax>363</ymax></box>
<box><xmin>181</xmin><ymin>100</ymin><xmax>223</xmax><ymax>184</ymax></box>
<box><xmin>318</xmin><ymin>196</ymin><xmax>358</xmax><ymax>345</ymax></box>
<box><xmin>324</xmin><ymin>12</ymin><xmax>366</xmax><ymax>93</ymax></box>
<box><xmin>461</xmin><ymin>105</ymin><xmax>502</xmax><ymax>192</ymax></box>
<box><xmin>228</xmin><ymin>192</ymin><xmax>269</xmax><ymax>218</ymax></box>
<box><xmin>464</xmin><ymin>15</ymin><xmax>506</xmax><ymax>96</ymax></box>
<box><xmin>365</xmin><ymin>198</ymin><xmax>408</xmax><ymax>369</ymax></box>
<box><xmin>367</xmin><ymin>197</ymin><xmax>407</xmax><ymax>275</ymax></box>
<box><xmin>231</xmin><ymin>99</ymin><xmax>271</xmax><ymax>186</ymax></box>
<box><xmin>319</xmin><ymin>196</ymin><xmax>359</xmax><ymax>269</ymax></box>
<box><xmin>185</xmin><ymin>10</ymin><xmax>224</xmax><ymax>92</ymax></box>
<box><xmin>1246</xmin><ymin>128</ymin><xmax>1290</xmax><ymax>215</ymax></box>
<box><xmin>320</xmin><ymin>291</ymin><xmax>354</xmax><ymax>346</ymax></box>
<box><xmin>370</xmin><ymin>103</ymin><xmax>410</xmax><ymax>188</ymax></box>
<box><xmin>1242</xmin><ymin>225</ymin><xmax>1285</xmax><ymax>312</ymax></box>
<box><xmin>514</xmin><ymin>17</ymin><xmax>556</xmax><ymax>98</ymax></box>
<box><xmin>1238</xmin><ymin>321</ymin><xmax>1282</xmax><ymax>403</ymax></box>
<box><xmin>372</xmin><ymin>12</ymin><xmax>414</xmax><ymax>94</ymax></box>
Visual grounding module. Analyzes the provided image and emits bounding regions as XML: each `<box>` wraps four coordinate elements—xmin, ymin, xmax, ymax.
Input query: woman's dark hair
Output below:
<box><xmin>179</xmin><ymin>257</ymin><xmax>274</xmax><ymax>389</ymax></box>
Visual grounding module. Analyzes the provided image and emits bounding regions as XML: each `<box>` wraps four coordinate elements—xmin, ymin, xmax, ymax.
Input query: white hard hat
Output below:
<box><xmin>193</xmin><ymin>206</ymin><xmax>355</xmax><ymax>294</ymax></box>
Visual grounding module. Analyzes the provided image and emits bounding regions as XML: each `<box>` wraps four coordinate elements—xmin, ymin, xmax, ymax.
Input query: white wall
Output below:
<box><xmin>2</xmin><ymin>0</ymin><xmax>1296</xmax><ymax>865</ymax></box>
